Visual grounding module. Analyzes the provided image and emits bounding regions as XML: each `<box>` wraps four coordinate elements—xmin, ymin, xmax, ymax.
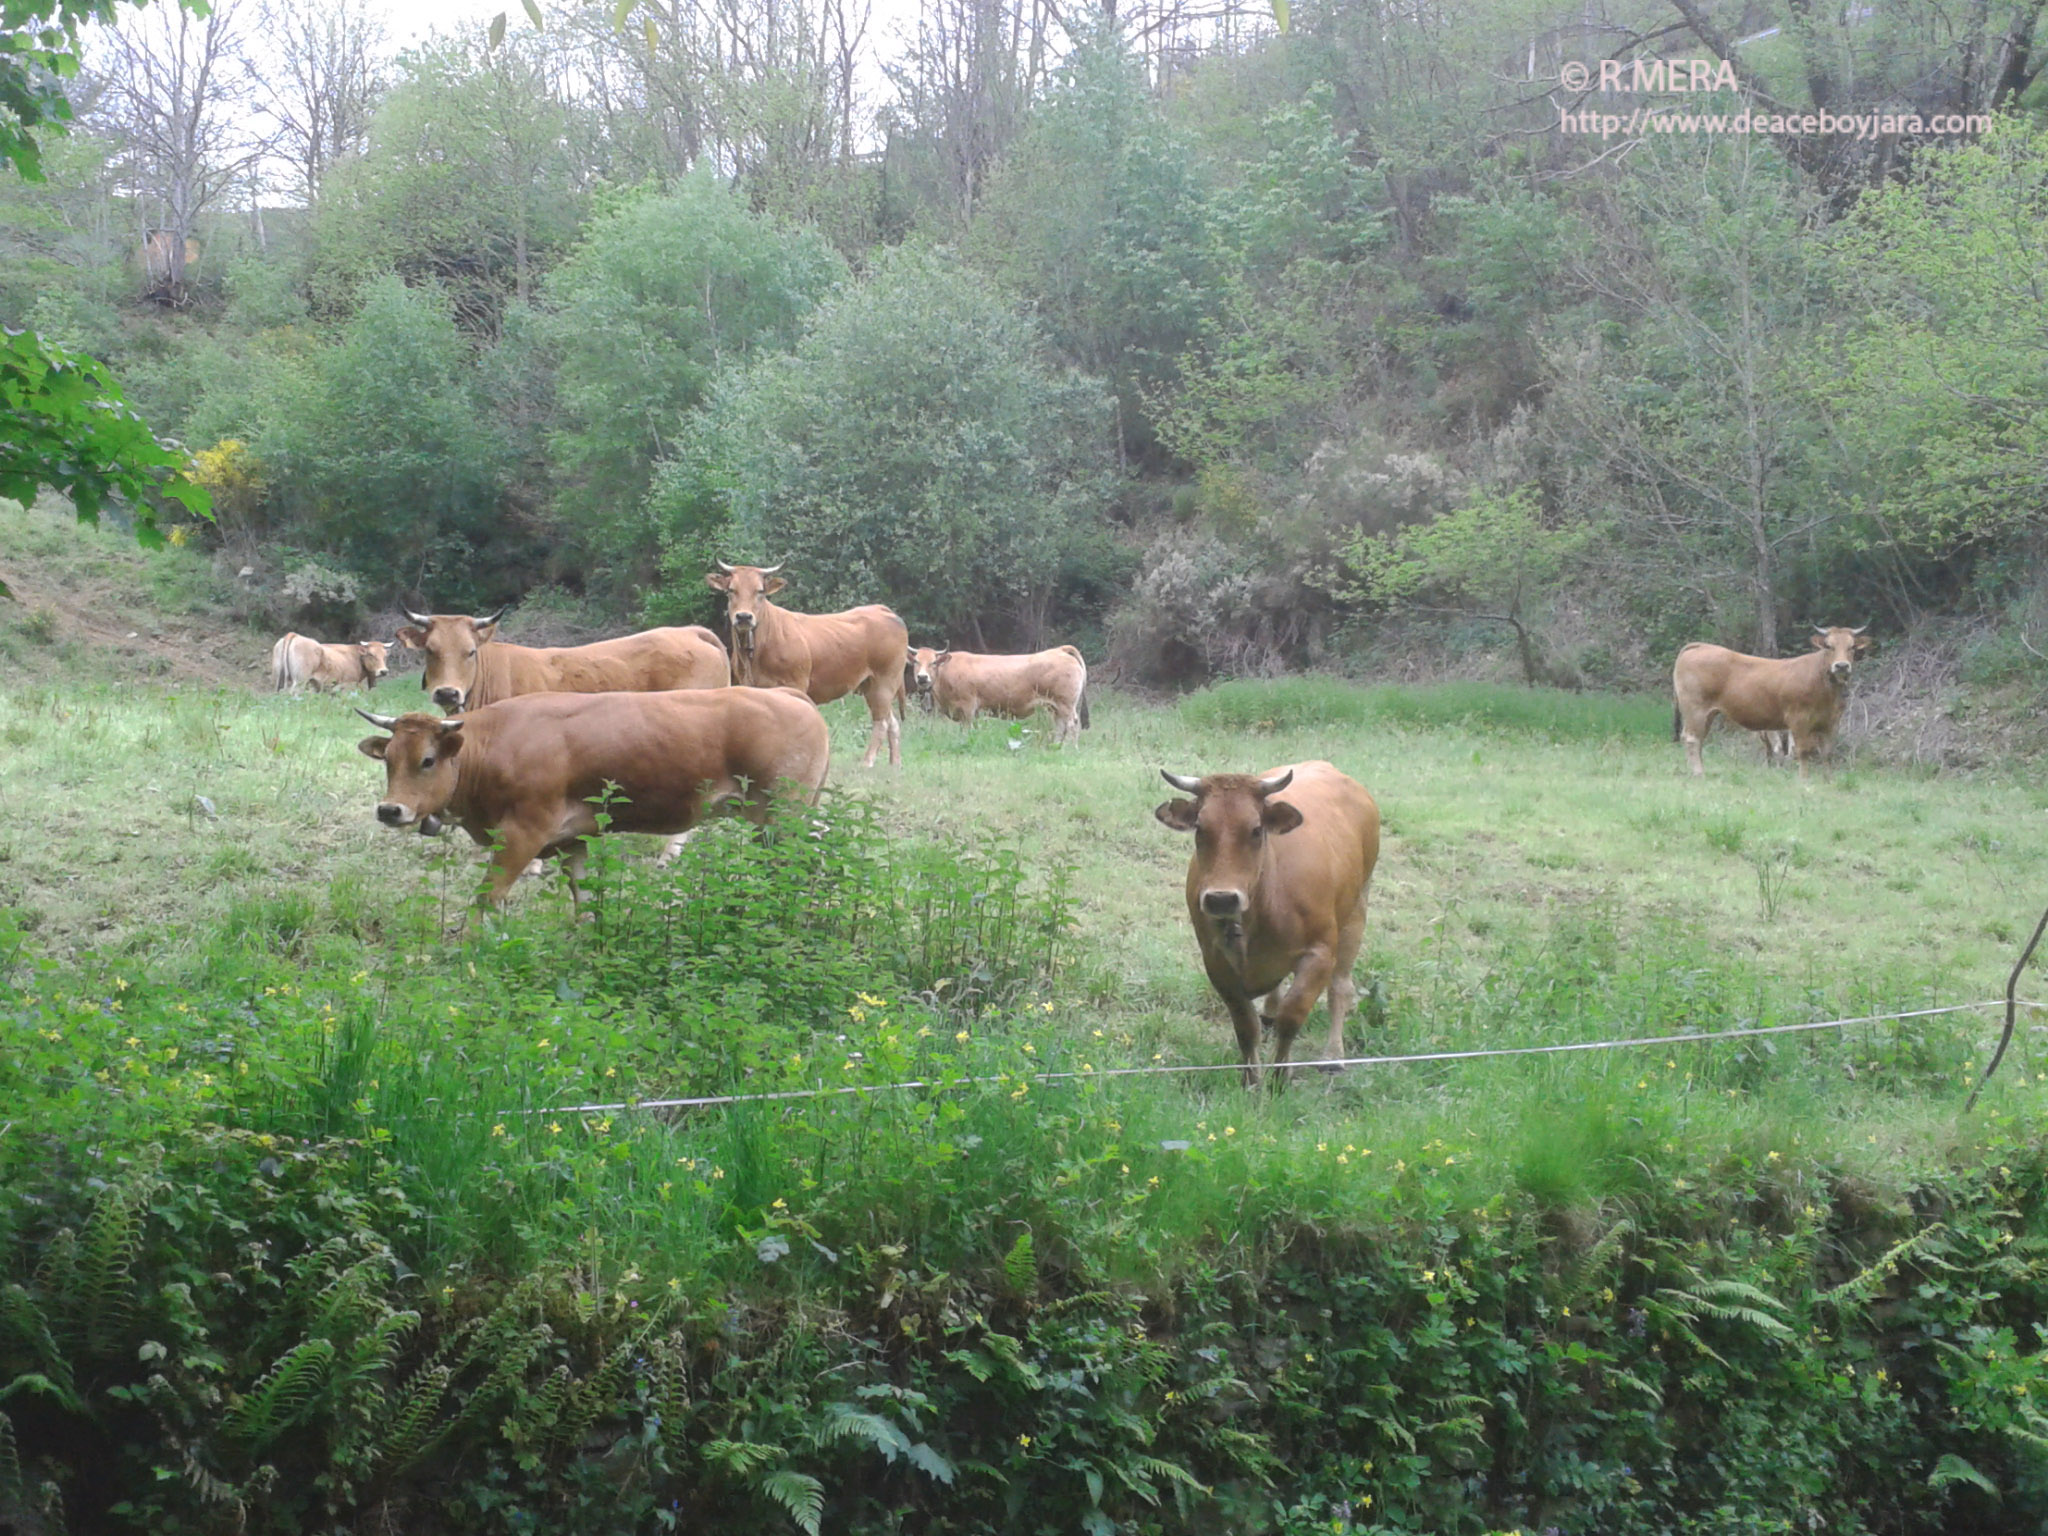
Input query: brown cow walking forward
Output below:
<box><xmin>705</xmin><ymin>562</ymin><xmax>908</xmax><ymax>768</ymax></box>
<box><xmin>356</xmin><ymin>687</ymin><xmax>831</xmax><ymax>909</ymax></box>
<box><xmin>1154</xmin><ymin>761</ymin><xmax>1381</xmax><ymax>1089</ymax></box>
<box><xmin>1672</xmin><ymin>626</ymin><xmax>1877</xmax><ymax>780</ymax></box>
<box><xmin>397</xmin><ymin>607</ymin><xmax>729</xmax><ymax>715</ymax></box>
<box><xmin>907</xmin><ymin>645</ymin><xmax>1090</xmax><ymax>746</ymax></box>
<box><xmin>270</xmin><ymin>633</ymin><xmax>392</xmax><ymax>693</ymax></box>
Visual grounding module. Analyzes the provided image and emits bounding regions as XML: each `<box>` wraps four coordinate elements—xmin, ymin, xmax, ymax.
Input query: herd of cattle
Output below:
<box><xmin>268</xmin><ymin>568</ymin><xmax>1878</xmax><ymax>1086</ymax></box>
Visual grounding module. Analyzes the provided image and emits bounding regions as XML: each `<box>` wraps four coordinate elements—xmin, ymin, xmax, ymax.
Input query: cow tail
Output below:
<box><xmin>1672</xmin><ymin>702</ymin><xmax>1681</xmax><ymax>742</ymax></box>
<box><xmin>270</xmin><ymin>634</ymin><xmax>293</xmax><ymax>692</ymax></box>
<box><xmin>1078</xmin><ymin>684</ymin><xmax>1091</xmax><ymax>730</ymax></box>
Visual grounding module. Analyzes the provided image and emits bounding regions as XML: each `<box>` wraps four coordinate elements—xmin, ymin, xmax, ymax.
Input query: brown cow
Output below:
<box><xmin>396</xmin><ymin>607</ymin><xmax>729</xmax><ymax>715</ymax></box>
<box><xmin>907</xmin><ymin>645</ymin><xmax>1090</xmax><ymax>746</ymax></box>
<box><xmin>705</xmin><ymin>562</ymin><xmax>909</xmax><ymax>768</ymax></box>
<box><xmin>1673</xmin><ymin>626</ymin><xmax>1877</xmax><ymax>779</ymax></box>
<box><xmin>1153</xmin><ymin>761</ymin><xmax>1381</xmax><ymax>1089</ymax></box>
<box><xmin>355</xmin><ymin>687</ymin><xmax>830</xmax><ymax>908</ymax></box>
<box><xmin>270</xmin><ymin>633</ymin><xmax>392</xmax><ymax>693</ymax></box>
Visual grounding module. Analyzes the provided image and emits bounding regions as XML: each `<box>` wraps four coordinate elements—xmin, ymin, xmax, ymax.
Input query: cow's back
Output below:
<box><xmin>459</xmin><ymin>688</ymin><xmax>827</xmax><ymax>834</ymax></box>
<box><xmin>1254</xmin><ymin>761</ymin><xmax>1379</xmax><ymax>934</ymax></box>
<box><xmin>478</xmin><ymin>627</ymin><xmax>731</xmax><ymax>706</ymax></box>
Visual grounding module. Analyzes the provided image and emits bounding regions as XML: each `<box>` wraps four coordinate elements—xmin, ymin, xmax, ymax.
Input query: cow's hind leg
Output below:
<box><xmin>856</xmin><ymin>679</ymin><xmax>900</xmax><ymax>768</ymax></box>
<box><xmin>1319</xmin><ymin>895</ymin><xmax>1369</xmax><ymax>1071</ymax></box>
<box><xmin>1678</xmin><ymin>706</ymin><xmax>1716</xmax><ymax>776</ymax></box>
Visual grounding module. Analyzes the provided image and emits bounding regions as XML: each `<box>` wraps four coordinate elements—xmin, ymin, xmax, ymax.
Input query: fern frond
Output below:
<box><xmin>1571</xmin><ymin>1218</ymin><xmax>1638</xmax><ymax>1294</ymax></box>
<box><xmin>224</xmin><ymin>1338</ymin><xmax>336</xmax><ymax>1450</ymax></box>
<box><xmin>812</xmin><ymin>1402</ymin><xmax>912</xmax><ymax>1461</ymax></box>
<box><xmin>512</xmin><ymin>1364</ymin><xmax>575</xmax><ymax>1452</ymax></box>
<box><xmin>1820</xmin><ymin>1225</ymin><xmax>1948</xmax><ymax>1312</ymax></box>
<box><xmin>551</xmin><ymin>1335</ymin><xmax>639</xmax><ymax>1460</ymax></box>
<box><xmin>759</xmin><ymin>1468</ymin><xmax>824</xmax><ymax>1535</ymax></box>
<box><xmin>374</xmin><ymin>1363</ymin><xmax>455</xmax><ymax>1473</ymax></box>
<box><xmin>702</xmin><ymin>1438</ymin><xmax>783</xmax><ymax>1475</ymax></box>
<box><xmin>1929</xmin><ymin>1451</ymin><xmax>2000</xmax><ymax>1497</ymax></box>
<box><xmin>0</xmin><ymin>1287</ymin><xmax>79</xmax><ymax>1409</ymax></box>
<box><xmin>76</xmin><ymin>1165</ymin><xmax>160</xmax><ymax>1361</ymax></box>
<box><xmin>1003</xmin><ymin>1230</ymin><xmax>1036</xmax><ymax>1296</ymax></box>
<box><xmin>0</xmin><ymin>1407</ymin><xmax>20</xmax><ymax>1506</ymax></box>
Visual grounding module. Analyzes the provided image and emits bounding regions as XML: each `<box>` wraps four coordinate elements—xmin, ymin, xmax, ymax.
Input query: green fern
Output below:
<box><xmin>0</xmin><ymin>1408</ymin><xmax>19</xmax><ymax>1509</ymax></box>
<box><xmin>811</xmin><ymin>1402</ymin><xmax>912</xmax><ymax>1461</ymax></box>
<box><xmin>73</xmin><ymin>1164</ymin><xmax>160</xmax><ymax>1361</ymax></box>
<box><xmin>703</xmin><ymin>1438</ymin><xmax>785</xmax><ymax>1476</ymax></box>
<box><xmin>1569</xmin><ymin>1217</ymin><xmax>1638</xmax><ymax>1295</ymax></box>
<box><xmin>0</xmin><ymin>1287</ymin><xmax>79</xmax><ymax>1410</ymax></box>
<box><xmin>759</xmin><ymin>1468</ymin><xmax>825</xmax><ymax>1535</ymax></box>
<box><xmin>373</xmin><ymin>1362</ymin><xmax>456</xmax><ymax>1473</ymax></box>
<box><xmin>223</xmin><ymin>1337</ymin><xmax>336</xmax><ymax>1450</ymax></box>
<box><xmin>1928</xmin><ymin>1451</ymin><xmax>2000</xmax><ymax>1496</ymax></box>
<box><xmin>1819</xmin><ymin>1224</ymin><xmax>1948</xmax><ymax>1312</ymax></box>
<box><xmin>1003</xmin><ymin>1230</ymin><xmax>1037</xmax><ymax>1296</ymax></box>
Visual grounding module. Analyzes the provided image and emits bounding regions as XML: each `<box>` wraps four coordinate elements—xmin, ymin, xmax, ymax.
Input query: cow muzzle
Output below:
<box><xmin>432</xmin><ymin>685</ymin><xmax>466</xmax><ymax>710</ymax></box>
<box><xmin>1200</xmin><ymin>888</ymin><xmax>1245</xmax><ymax>918</ymax></box>
<box><xmin>376</xmin><ymin>802</ymin><xmax>416</xmax><ymax>827</ymax></box>
<box><xmin>1830</xmin><ymin>662</ymin><xmax>1851</xmax><ymax>682</ymax></box>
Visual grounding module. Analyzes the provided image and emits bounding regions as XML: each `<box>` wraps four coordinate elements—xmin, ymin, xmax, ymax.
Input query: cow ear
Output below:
<box><xmin>473</xmin><ymin>620</ymin><xmax>500</xmax><ymax>644</ymax></box>
<box><xmin>1855</xmin><ymin>634</ymin><xmax>1878</xmax><ymax>655</ymax></box>
<box><xmin>1809</xmin><ymin>632</ymin><xmax>1827</xmax><ymax>650</ymax></box>
<box><xmin>763</xmin><ymin>577</ymin><xmax>786</xmax><ymax>596</ymax></box>
<box><xmin>1154</xmin><ymin>799</ymin><xmax>1199</xmax><ymax>832</ymax></box>
<box><xmin>358</xmin><ymin>736</ymin><xmax>389</xmax><ymax>760</ymax></box>
<box><xmin>933</xmin><ymin>649</ymin><xmax>951</xmax><ymax>665</ymax></box>
<box><xmin>397</xmin><ymin>626</ymin><xmax>427</xmax><ymax>650</ymax></box>
<box><xmin>706</xmin><ymin>572</ymin><xmax>732</xmax><ymax>592</ymax></box>
<box><xmin>1262</xmin><ymin>799</ymin><xmax>1305</xmax><ymax>836</ymax></box>
<box><xmin>437</xmin><ymin>730</ymin><xmax>466</xmax><ymax>760</ymax></box>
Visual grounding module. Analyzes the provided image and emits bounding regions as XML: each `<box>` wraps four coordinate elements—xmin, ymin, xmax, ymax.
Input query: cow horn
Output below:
<box><xmin>436</xmin><ymin>717</ymin><xmax>465</xmax><ymax>733</ymax></box>
<box><xmin>355</xmin><ymin>708</ymin><xmax>398</xmax><ymax>730</ymax></box>
<box><xmin>1257</xmin><ymin>769</ymin><xmax>1295</xmax><ymax>796</ymax></box>
<box><xmin>1851</xmin><ymin>622</ymin><xmax>1870</xmax><ymax>635</ymax></box>
<box><xmin>1812</xmin><ymin>623</ymin><xmax>1829</xmax><ymax>636</ymax></box>
<box><xmin>757</xmin><ymin>561</ymin><xmax>784</xmax><ymax>576</ymax></box>
<box><xmin>1160</xmin><ymin>770</ymin><xmax>1203</xmax><ymax>793</ymax></box>
<box><xmin>472</xmin><ymin>606</ymin><xmax>506</xmax><ymax>627</ymax></box>
<box><xmin>715</xmin><ymin>558</ymin><xmax>736</xmax><ymax>573</ymax></box>
<box><xmin>402</xmin><ymin>606</ymin><xmax>433</xmax><ymax>626</ymax></box>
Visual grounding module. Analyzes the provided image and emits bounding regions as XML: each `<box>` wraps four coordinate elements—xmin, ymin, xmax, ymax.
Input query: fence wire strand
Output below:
<box><xmin>503</xmin><ymin>997</ymin><xmax>2039</xmax><ymax>1119</ymax></box>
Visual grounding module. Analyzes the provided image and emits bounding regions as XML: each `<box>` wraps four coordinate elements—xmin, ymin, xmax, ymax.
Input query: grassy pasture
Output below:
<box><xmin>5</xmin><ymin>670</ymin><xmax>2045</xmax><ymax>1162</ymax></box>
<box><xmin>8</xmin><ymin>666</ymin><xmax>2048</xmax><ymax>1532</ymax></box>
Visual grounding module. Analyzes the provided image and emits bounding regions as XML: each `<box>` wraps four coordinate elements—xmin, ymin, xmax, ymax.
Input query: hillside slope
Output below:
<box><xmin>0</xmin><ymin>500</ymin><xmax>266</xmax><ymax>686</ymax></box>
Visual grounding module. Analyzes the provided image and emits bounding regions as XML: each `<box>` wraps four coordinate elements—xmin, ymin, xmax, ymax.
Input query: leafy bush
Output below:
<box><xmin>652</xmin><ymin>245</ymin><xmax>1113</xmax><ymax>645</ymax></box>
<box><xmin>542</xmin><ymin>173</ymin><xmax>845</xmax><ymax>594</ymax></box>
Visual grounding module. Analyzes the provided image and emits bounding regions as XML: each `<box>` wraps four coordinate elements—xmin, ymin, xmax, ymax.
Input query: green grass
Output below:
<box><xmin>8</xmin><ymin>672</ymin><xmax>2048</xmax><ymax>1531</ymax></box>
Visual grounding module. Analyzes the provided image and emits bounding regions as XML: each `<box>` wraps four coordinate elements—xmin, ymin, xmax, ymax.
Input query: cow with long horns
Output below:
<box><xmin>704</xmin><ymin>562</ymin><xmax>909</xmax><ymax>768</ymax></box>
<box><xmin>396</xmin><ymin>606</ymin><xmax>729</xmax><ymax>714</ymax></box>
<box><xmin>1153</xmin><ymin>761</ymin><xmax>1381</xmax><ymax>1089</ymax></box>
<box><xmin>1672</xmin><ymin>625</ymin><xmax>1877</xmax><ymax>779</ymax></box>
<box><xmin>355</xmin><ymin>686</ymin><xmax>831</xmax><ymax>909</ymax></box>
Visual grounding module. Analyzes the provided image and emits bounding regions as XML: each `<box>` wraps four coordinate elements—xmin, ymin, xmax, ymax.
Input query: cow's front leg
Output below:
<box><xmin>1218</xmin><ymin>989</ymin><xmax>1265</xmax><ymax>1090</ymax></box>
<box><xmin>481</xmin><ymin>825</ymin><xmax>551</xmax><ymax>909</ymax></box>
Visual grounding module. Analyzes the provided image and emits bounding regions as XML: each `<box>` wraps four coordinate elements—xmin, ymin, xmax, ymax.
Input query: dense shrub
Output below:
<box><xmin>649</xmin><ymin>246</ymin><xmax>1113</xmax><ymax>647</ymax></box>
